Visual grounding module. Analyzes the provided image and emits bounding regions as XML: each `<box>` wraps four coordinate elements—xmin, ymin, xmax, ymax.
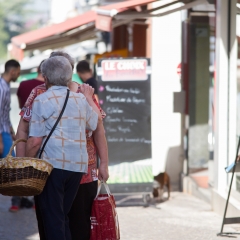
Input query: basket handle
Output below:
<box><xmin>7</xmin><ymin>138</ymin><xmax>27</xmax><ymax>157</ymax></box>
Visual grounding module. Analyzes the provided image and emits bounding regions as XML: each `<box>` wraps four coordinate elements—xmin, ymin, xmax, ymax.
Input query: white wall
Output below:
<box><xmin>237</xmin><ymin>14</ymin><xmax>240</xmax><ymax>37</ymax></box>
<box><xmin>10</xmin><ymin>94</ymin><xmax>21</xmax><ymax>133</ymax></box>
<box><xmin>151</xmin><ymin>2</ymin><xmax>182</xmax><ymax>177</ymax></box>
<box><xmin>214</xmin><ymin>0</ymin><xmax>237</xmax><ymax>193</ymax></box>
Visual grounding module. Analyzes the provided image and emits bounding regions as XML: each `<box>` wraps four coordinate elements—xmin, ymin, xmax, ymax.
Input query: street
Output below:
<box><xmin>0</xmin><ymin>192</ymin><xmax>238</xmax><ymax>240</ymax></box>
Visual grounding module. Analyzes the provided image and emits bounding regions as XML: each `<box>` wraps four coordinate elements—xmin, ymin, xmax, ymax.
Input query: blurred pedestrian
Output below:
<box><xmin>76</xmin><ymin>60</ymin><xmax>99</xmax><ymax>100</ymax></box>
<box><xmin>0</xmin><ymin>59</ymin><xmax>20</xmax><ymax>185</ymax></box>
<box><xmin>0</xmin><ymin>60</ymin><xmax>20</xmax><ymax>157</ymax></box>
<box><xmin>25</xmin><ymin>56</ymin><xmax>99</xmax><ymax>239</ymax></box>
<box><xmin>9</xmin><ymin>61</ymin><xmax>45</xmax><ymax>212</ymax></box>
<box><xmin>0</xmin><ymin>60</ymin><xmax>21</xmax><ymax>213</ymax></box>
<box><xmin>17</xmin><ymin>60</ymin><xmax>45</xmax><ymax>109</ymax></box>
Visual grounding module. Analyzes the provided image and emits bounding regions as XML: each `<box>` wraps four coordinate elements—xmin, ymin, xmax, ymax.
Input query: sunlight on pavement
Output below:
<box><xmin>26</xmin><ymin>233</ymin><xmax>39</xmax><ymax>240</ymax></box>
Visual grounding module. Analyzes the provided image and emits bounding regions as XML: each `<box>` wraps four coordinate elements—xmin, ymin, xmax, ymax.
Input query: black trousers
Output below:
<box><xmin>37</xmin><ymin>168</ymin><xmax>83</xmax><ymax>240</ymax></box>
<box><xmin>35</xmin><ymin>180</ymin><xmax>98</xmax><ymax>240</ymax></box>
<box><xmin>69</xmin><ymin>180</ymin><xmax>98</xmax><ymax>240</ymax></box>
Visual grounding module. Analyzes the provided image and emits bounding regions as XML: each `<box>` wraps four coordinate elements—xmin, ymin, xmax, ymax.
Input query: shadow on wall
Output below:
<box><xmin>165</xmin><ymin>146</ymin><xmax>184</xmax><ymax>191</ymax></box>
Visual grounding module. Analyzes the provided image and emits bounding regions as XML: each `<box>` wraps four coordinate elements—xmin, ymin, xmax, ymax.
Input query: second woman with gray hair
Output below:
<box><xmin>26</xmin><ymin>56</ymin><xmax>100</xmax><ymax>240</ymax></box>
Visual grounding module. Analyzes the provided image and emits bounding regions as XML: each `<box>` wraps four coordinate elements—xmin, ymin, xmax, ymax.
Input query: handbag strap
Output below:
<box><xmin>96</xmin><ymin>181</ymin><xmax>111</xmax><ymax>198</ymax></box>
<box><xmin>38</xmin><ymin>89</ymin><xmax>70</xmax><ymax>158</ymax></box>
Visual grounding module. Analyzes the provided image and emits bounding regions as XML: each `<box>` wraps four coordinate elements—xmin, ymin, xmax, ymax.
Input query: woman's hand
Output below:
<box><xmin>98</xmin><ymin>163</ymin><xmax>109</xmax><ymax>182</ymax></box>
<box><xmin>80</xmin><ymin>84</ymin><xmax>94</xmax><ymax>100</ymax></box>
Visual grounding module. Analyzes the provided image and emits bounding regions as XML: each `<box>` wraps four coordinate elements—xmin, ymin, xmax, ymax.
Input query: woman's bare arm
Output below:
<box><xmin>26</xmin><ymin>137</ymin><xmax>43</xmax><ymax>158</ymax></box>
<box><xmin>15</xmin><ymin>118</ymin><xmax>29</xmax><ymax>157</ymax></box>
<box><xmin>93</xmin><ymin>121</ymin><xmax>109</xmax><ymax>182</ymax></box>
<box><xmin>80</xmin><ymin>84</ymin><xmax>102</xmax><ymax>120</ymax></box>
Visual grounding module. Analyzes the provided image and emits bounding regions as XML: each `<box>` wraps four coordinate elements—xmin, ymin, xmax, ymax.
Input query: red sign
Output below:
<box><xmin>177</xmin><ymin>63</ymin><xmax>181</xmax><ymax>76</ymax></box>
<box><xmin>96</xmin><ymin>15</ymin><xmax>112</xmax><ymax>32</ymax></box>
<box><xmin>101</xmin><ymin>59</ymin><xmax>148</xmax><ymax>81</ymax></box>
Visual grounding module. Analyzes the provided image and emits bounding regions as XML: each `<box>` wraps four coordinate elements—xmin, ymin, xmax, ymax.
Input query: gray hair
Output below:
<box><xmin>41</xmin><ymin>56</ymin><xmax>72</xmax><ymax>86</ymax></box>
<box><xmin>49</xmin><ymin>51</ymin><xmax>74</xmax><ymax>70</ymax></box>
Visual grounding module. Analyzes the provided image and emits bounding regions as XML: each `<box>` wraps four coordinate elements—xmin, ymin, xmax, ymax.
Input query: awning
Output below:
<box><xmin>10</xmin><ymin>0</ymin><xmax>214</xmax><ymax>59</ymax></box>
<box><xmin>11</xmin><ymin>11</ymin><xmax>96</xmax><ymax>52</ymax></box>
<box><xmin>95</xmin><ymin>0</ymin><xmax>157</xmax><ymax>31</ymax></box>
<box><xmin>95</xmin><ymin>0</ymin><xmax>211</xmax><ymax>32</ymax></box>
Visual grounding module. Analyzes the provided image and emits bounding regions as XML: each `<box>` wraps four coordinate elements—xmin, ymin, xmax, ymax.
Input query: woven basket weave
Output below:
<box><xmin>0</xmin><ymin>139</ymin><xmax>53</xmax><ymax>196</ymax></box>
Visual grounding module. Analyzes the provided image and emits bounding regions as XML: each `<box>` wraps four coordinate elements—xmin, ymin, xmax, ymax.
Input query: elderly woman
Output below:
<box><xmin>25</xmin><ymin>56</ymin><xmax>99</xmax><ymax>240</ymax></box>
<box><xmin>16</xmin><ymin>52</ymin><xmax>109</xmax><ymax>240</ymax></box>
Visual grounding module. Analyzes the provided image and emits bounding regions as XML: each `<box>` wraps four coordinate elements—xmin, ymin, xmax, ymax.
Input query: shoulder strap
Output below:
<box><xmin>38</xmin><ymin>89</ymin><xmax>70</xmax><ymax>158</ymax></box>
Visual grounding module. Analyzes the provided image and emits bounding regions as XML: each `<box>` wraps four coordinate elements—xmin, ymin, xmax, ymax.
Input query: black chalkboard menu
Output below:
<box><xmin>97</xmin><ymin>58</ymin><xmax>151</xmax><ymax>165</ymax></box>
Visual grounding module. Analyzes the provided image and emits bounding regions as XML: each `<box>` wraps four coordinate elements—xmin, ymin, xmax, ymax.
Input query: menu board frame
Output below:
<box><xmin>97</xmin><ymin>58</ymin><xmax>152</xmax><ymax>166</ymax></box>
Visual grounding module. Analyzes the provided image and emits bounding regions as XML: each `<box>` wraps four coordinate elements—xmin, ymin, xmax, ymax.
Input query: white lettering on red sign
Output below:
<box><xmin>117</xmin><ymin>61</ymin><xmax>145</xmax><ymax>70</ymax></box>
<box><xmin>105</xmin><ymin>61</ymin><xmax>116</xmax><ymax>70</ymax></box>
<box><xmin>101</xmin><ymin>59</ymin><xmax>148</xmax><ymax>81</ymax></box>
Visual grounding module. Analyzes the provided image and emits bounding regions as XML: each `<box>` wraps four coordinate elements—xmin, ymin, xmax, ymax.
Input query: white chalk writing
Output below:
<box><xmin>106</xmin><ymin>107</ymin><xmax>124</xmax><ymax>114</ymax></box>
<box><xmin>105</xmin><ymin>116</ymin><xmax>121</xmax><ymax>123</ymax></box>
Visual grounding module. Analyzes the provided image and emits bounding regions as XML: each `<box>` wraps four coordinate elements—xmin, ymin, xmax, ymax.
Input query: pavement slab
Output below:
<box><xmin>0</xmin><ymin>195</ymin><xmax>39</xmax><ymax>240</ymax></box>
<box><xmin>0</xmin><ymin>192</ymin><xmax>239</xmax><ymax>240</ymax></box>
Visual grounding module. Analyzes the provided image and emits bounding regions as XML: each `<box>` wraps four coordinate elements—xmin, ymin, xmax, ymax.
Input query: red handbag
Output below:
<box><xmin>90</xmin><ymin>182</ymin><xmax>120</xmax><ymax>240</ymax></box>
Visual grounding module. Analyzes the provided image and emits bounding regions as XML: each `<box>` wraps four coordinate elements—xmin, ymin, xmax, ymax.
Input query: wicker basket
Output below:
<box><xmin>0</xmin><ymin>139</ymin><xmax>53</xmax><ymax>196</ymax></box>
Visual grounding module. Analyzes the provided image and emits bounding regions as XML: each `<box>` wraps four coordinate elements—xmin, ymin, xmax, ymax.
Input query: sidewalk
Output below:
<box><xmin>0</xmin><ymin>192</ymin><xmax>239</xmax><ymax>240</ymax></box>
